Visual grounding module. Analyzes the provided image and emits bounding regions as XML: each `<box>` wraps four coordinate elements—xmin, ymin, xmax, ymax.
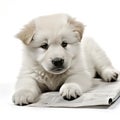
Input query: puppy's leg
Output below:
<box><xmin>13</xmin><ymin>77</ymin><xmax>40</xmax><ymax>106</ymax></box>
<box><xmin>60</xmin><ymin>72</ymin><xmax>92</xmax><ymax>100</ymax></box>
<box><xmin>94</xmin><ymin>49</ymin><xmax>119</xmax><ymax>82</ymax></box>
<box><xmin>86</xmin><ymin>37</ymin><xmax>119</xmax><ymax>82</ymax></box>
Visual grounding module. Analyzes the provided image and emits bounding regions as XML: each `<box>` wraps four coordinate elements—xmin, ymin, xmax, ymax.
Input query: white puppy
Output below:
<box><xmin>13</xmin><ymin>14</ymin><xmax>119</xmax><ymax>105</ymax></box>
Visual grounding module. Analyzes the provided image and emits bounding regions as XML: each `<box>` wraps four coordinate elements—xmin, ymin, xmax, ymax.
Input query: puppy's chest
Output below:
<box><xmin>34</xmin><ymin>70</ymin><xmax>66</xmax><ymax>91</ymax></box>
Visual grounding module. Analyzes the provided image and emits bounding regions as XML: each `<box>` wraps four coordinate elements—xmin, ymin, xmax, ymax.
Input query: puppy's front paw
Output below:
<box><xmin>60</xmin><ymin>83</ymin><xmax>82</xmax><ymax>100</ymax></box>
<box><xmin>101</xmin><ymin>68</ymin><xmax>119</xmax><ymax>82</ymax></box>
<box><xmin>12</xmin><ymin>90</ymin><xmax>38</xmax><ymax>106</ymax></box>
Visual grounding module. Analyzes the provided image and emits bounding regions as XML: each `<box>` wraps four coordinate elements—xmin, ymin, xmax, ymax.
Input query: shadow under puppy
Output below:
<box><xmin>13</xmin><ymin>14</ymin><xmax>119</xmax><ymax>106</ymax></box>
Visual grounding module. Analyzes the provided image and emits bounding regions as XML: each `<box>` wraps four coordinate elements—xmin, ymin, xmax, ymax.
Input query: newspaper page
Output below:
<box><xmin>29</xmin><ymin>79</ymin><xmax>120</xmax><ymax>107</ymax></box>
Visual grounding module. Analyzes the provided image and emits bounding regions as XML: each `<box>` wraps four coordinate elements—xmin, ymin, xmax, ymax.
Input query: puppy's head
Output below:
<box><xmin>16</xmin><ymin>14</ymin><xmax>84</xmax><ymax>74</ymax></box>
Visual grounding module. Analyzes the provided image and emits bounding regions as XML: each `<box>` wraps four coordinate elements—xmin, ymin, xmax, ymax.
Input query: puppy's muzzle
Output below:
<box><xmin>52</xmin><ymin>58</ymin><xmax>64</xmax><ymax>68</ymax></box>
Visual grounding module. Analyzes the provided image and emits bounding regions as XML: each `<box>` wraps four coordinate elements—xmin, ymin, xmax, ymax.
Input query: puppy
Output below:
<box><xmin>13</xmin><ymin>14</ymin><xmax>119</xmax><ymax>105</ymax></box>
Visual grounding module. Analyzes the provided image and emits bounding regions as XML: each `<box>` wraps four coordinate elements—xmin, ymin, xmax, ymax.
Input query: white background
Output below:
<box><xmin>0</xmin><ymin>0</ymin><xmax>120</xmax><ymax>120</ymax></box>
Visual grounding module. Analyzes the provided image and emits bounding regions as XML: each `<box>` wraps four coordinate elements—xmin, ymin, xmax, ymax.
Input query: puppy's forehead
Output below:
<box><xmin>34</xmin><ymin>14</ymin><xmax>69</xmax><ymax>31</ymax></box>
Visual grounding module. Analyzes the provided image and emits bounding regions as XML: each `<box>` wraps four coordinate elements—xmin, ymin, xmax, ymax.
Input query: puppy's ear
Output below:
<box><xmin>68</xmin><ymin>17</ymin><xmax>84</xmax><ymax>41</ymax></box>
<box><xmin>16</xmin><ymin>21</ymin><xmax>35</xmax><ymax>45</ymax></box>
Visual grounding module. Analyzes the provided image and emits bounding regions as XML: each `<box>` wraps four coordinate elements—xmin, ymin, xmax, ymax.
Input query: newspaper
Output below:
<box><xmin>29</xmin><ymin>79</ymin><xmax>120</xmax><ymax>108</ymax></box>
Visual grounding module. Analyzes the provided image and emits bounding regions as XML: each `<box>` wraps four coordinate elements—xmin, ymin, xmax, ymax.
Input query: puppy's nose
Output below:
<box><xmin>52</xmin><ymin>58</ymin><xmax>64</xmax><ymax>67</ymax></box>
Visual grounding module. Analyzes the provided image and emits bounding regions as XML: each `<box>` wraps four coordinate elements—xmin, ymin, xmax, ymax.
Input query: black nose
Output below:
<box><xmin>52</xmin><ymin>58</ymin><xmax>64</xmax><ymax>67</ymax></box>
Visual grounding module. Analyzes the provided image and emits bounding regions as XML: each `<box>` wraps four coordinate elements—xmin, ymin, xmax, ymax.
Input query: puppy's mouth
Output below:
<box><xmin>50</xmin><ymin>66</ymin><xmax>67</xmax><ymax>74</ymax></box>
<box><xmin>52</xmin><ymin>67</ymin><xmax>64</xmax><ymax>71</ymax></box>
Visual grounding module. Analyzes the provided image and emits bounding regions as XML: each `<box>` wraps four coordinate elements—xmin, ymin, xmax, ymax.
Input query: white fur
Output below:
<box><xmin>13</xmin><ymin>14</ymin><xmax>119</xmax><ymax>105</ymax></box>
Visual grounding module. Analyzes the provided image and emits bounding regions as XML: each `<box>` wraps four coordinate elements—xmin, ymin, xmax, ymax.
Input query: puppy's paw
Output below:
<box><xmin>59</xmin><ymin>83</ymin><xmax>82</xmax><ymax>100</ymax></box>
<box><xmin>101</xmin><ymin>68</ymin><xmax>119</xmax><ymax>82</ymax></box>
<box><xmin>12</xmin><ymin>89</ymin><xmax>38</xmax><ymax>106</ymax></box>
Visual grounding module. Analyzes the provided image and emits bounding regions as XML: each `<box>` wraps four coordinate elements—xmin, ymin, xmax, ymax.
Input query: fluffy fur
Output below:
<box><xmin>13</xmin><ymin>14</ymin><xmax>119</xmax><ymax>105</ymax></box>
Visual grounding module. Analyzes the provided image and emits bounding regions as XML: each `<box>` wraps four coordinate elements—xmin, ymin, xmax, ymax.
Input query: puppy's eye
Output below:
<box><xmin>40</xmin><ymin>43</ymin><xmax>49</xmax><ymax>50</ymax></box>
<box><xmin>61</xmin><ymin>41</ymin><xmax>68</xmax><ymax>48</ymax></box>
